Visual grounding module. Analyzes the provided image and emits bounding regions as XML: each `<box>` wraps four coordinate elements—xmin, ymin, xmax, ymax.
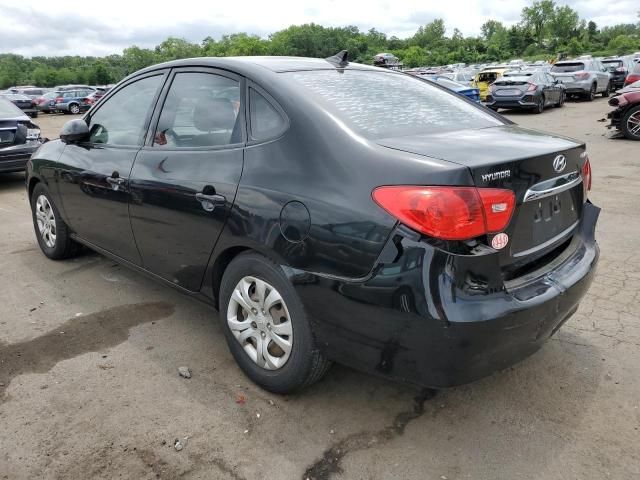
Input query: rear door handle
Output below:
<box><xmin>196</xmin><ymin>189</ymin><xmax>226</xmax><ymax>212</ymax></box>
<box><xmin>195</xmin><ymin>192</ymin><xmax>226</xmax><ymax>204</ymax></box>
<box><xmin>106</xmin><ymin>171</ymin><xmax>125</xmax><ymax>190</ymax></box>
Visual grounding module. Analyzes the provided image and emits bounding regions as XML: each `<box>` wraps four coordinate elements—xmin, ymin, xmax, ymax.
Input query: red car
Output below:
<box><xmin>608</xmin><ymin>90</ymin><xmax>640</xmax><ymax>140</ymax></box>
<box><xmin>624</xmin><ymin>62</ymin><xmax>640</xmax><ymax>87</ymax></box>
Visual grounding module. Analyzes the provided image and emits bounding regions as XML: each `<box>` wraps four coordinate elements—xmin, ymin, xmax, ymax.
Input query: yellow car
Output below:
<box><xmin>474</xmin><ymin>67</ymin><xmax>511</xmax><ymax>101</ymax></box>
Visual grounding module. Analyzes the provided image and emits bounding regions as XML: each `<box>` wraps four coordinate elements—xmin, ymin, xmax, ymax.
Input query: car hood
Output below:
<box><xmin>376</xmin><ymin>124</ymin><xmax>582</xmax><ymax>168</ymax></box>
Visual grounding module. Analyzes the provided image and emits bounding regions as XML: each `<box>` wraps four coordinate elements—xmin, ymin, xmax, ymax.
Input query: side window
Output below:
<box><xmin>88</xmin><ymin>75</ymin><xmax>163</xmax><ymax>146</ymax></box>
<box><xmin>249</xmin><ymin>88</ymin><xmax>286</xmax><ymax>141</ymax></box>
<box><xmin>153</xmin><ymin>72</ymin><xmax>241</xmax><ymax>148</ymax></box>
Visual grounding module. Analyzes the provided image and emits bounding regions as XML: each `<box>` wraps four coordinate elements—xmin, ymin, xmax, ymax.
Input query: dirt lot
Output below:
<box><xmin>1</xmin><ymin>102</ymin><xmax>639</xmax><ymax>480</ymax></box>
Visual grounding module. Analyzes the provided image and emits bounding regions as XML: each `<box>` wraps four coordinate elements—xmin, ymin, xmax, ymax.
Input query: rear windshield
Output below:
<box><xmin>602</xmin><ymin>60</ymin><xmax>623</xmax><ymax>69</ymax></box>
<box><xmin>287</xmin><ymin>70</ymin><xmax>502</xmax><ymax>139</ymax></box>
<box><xmin>551</xmin><ymin>62</ymin><xmax>585</xmax><ymax>73</ymax></box>
<box><xmin>477</xmin><ymin>72</ymin><xmax>499</xmax><ymax>82</ymax></box>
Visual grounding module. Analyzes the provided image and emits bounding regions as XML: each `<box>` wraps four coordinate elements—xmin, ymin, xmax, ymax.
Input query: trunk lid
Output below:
<box><xmin>377</xmin><ymin>125</ymin><xmax>586</xmax><ymax>268</ymax></box>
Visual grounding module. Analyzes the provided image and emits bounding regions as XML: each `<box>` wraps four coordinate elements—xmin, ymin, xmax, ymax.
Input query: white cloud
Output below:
<box><xmin>0</xmin><ymin>0</ymin><xmax>637</xmax><ymax>56</ymax></box>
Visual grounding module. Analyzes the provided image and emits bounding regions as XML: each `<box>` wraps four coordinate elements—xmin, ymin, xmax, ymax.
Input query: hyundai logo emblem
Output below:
<box><xmin>553</xmin><ymin>155</ymin><xmax>566</xmax><ymax>173</ymax></box>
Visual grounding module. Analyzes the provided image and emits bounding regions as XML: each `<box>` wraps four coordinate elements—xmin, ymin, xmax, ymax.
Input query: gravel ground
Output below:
<box><xmin>1</xmin><ymin>101</ymin><xmax>639</xmax><ymax>480</ymax></box>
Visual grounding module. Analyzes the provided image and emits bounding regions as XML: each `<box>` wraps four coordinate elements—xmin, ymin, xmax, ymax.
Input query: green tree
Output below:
<box><xmin>400</xmin><ymin>45</ymin><xmax>427</xmax><ymax>67</ymax></box>
<box><xmin>521</xmin><ymin>0</ymin><xmax>556</xmax><ymax>46</ymax></box>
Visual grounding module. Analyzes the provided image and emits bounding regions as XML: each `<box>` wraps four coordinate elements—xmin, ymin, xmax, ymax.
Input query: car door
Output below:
<box><xmin>56</xmin><ymin>71</ymin><xmax>167</xmax><ymax>264</ymax></box>
<box><xmin>544</xmin><ymin>73</ymin><xmax>559</xmax><ymax>103</ymax></box>
<box><xmin>128</xmin><ymin>68</ymin><xmax>245</xmax><ymax>291</ymax></box>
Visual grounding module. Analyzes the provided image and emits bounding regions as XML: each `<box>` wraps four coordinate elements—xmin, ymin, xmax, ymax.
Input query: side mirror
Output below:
<box><xmin>60</xmin><ymin>119</ymin><xmax>89</xmax><ymax>144</ymax></box>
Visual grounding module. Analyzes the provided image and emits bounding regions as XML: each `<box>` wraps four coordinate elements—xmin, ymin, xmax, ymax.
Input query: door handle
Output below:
<box><xmin>106</xmin><ymin>171</ymin><xmax>125</xmax><ymax>190</ymax></box>
<box><xmin>195</xmin><ymin>188</ymin><xmax>226</xmax><ymax>212</ymax></box>
<box><xmin>196</xmin><ymin>192</ymin><xmax>226</xmax><ymax>203</ymax></box>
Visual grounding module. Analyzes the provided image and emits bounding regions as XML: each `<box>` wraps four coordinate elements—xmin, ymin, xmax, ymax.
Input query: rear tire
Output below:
<box><xmin>533</xmin><ymin>95</ymin><xmax>545</xmax><ymax>114</ymax></box>
<box><xmin>621</xmin><ymin>105</ymin><xmax>640</xmax><ymax>141</ymax></box>
<box><xmin>30</xmin><ymin>183</ymin><xmax>81</xmax><ymax>260</ymax></box>
<box><xmin>69</xmin><ymin>103</ymin><xmax>80</xmax><ymax>115</ymax></box>
<box><xmin>219</xmin><ymin>252</ymin><xmax>331</xmax><ymax>393</ymax></box>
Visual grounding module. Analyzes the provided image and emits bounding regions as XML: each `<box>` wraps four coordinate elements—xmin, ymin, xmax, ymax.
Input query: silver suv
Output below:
<box><xmin>551</xmin><ymin>58</ymin><xmax>611</xmax><ymax>100</ymax></box>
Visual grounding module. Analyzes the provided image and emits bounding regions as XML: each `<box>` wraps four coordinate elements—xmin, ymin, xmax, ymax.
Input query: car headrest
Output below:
<box><xmin>193</xmin><ymin>97</ymin><xmax>236</xmax><ymax>132</ymax></box>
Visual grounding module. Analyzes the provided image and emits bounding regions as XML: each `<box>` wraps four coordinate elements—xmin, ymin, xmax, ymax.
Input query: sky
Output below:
<box><xmin>0</xmin><ymin>0</ymin><xmax>637</xmax><ymax>57</ymax></box>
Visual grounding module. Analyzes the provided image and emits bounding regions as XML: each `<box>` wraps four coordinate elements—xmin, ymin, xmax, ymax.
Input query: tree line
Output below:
<box><xmin>1</xmin><ymin>0</ymin><xmax>639</xmax><ymax>89</ymax></box>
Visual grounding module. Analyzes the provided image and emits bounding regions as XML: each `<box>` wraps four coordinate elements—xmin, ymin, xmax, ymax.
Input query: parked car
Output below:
<box><xmin>0</xmin><ymin>98</ymin><xmax>42</xmax><ymax>173</ymax></box>
<box><xmin>485</xmin><ymin>70</ymin><xmax>565</xmax><ymax>113</ymax></box>
<box><xmin>0</xmin><ymin>93</ymin><xmax>38</xmax><ymax>118</ymax></box>
<box><xmin>373</xmin><ymin>52</ymin><xmax>401</xmax><ymax>69</ymax></box>
<box><xmin>53</xmin><ymin>84</ymin><xmax>96</xmax><ymax>92</ymax></box>
<box><xmin>34</xmin><ymin>91</ymin><xmax>59</xmax><ymax>113</ymax></box>
<box><xmin>423</xmin><ymin>75</ymin><xmax>480</xmax><ymax>102</ymax></box>
<box><xmin>607</xmin><ymin>90</ymin><xmax>640</xmax><ymax>140</ymax></box>
<box><xmin>27</xmin><ymin>54</ymin><xmax>599</xmax><ymax>393</ymax></box>
<box><xmin>439</xmin><ymin>71</ymin><xmax>474</xmax><ymax>87</ymax></box>
<box><xmin>623</xmin><ymin>62</ymin><xmax>640</xmax><ymax>87</ymax></box>
<box><xmin>601</xmin><ymin>57</ymin><xmax>635</xmax><ymax>89</ymax></box>
<box><xmin>52</xmin><ymin>88</ymin><xmax>96</xmax><ymax>114</ymax></box>
<box><xmin>473</xmin><ymin>66</ymin><xmax>511</xmax><ymax>101</ymax></box>
<box><xmin>550</xmin><ymin>59</ymin><xmax>611</xmax><ymax>100</ymax></box>
<box><xmin>617</xmin><ymin>79</ymin><xmax>640</xmax><ymax>94</ymax></box>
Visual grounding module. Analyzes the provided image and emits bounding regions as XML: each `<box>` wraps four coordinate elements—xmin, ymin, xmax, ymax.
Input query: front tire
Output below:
<box><xmin>602</xmin><ymin>82</ymin><xmax>611</xmax><ymax>97</ymax></box>
<box><xmin>621</xmin><ymin>105</ymin><xmax>640</xmax><ymax>141</ymax></box>
<box><xmin>586</xmin><ymin>83</ymin><xmax>596</xmax><ymax>101</ymax></box>
<box><xmin>31</xmin><ymin>183</ymin><xmax>81</xmax><ymax>260</ymax></box>
<box><xmin>219</xmin><ymin>252</ymin><xmax>331</xmax><ymax>393</ymax></box>
<box><xmin>555</xmin><ymin>91</ymin><xmax>565</xmax><ymax>107</ymax></box>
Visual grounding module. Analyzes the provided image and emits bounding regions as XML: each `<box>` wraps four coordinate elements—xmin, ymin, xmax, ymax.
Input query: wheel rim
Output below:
<box><xmin>71</xmin><ymin>105</ymin><xmax>79</xmax><ymax>114</ymax></box>
<box><xmin>227</xmin><ymin>276</ymin><xmax>293</xmax><ymax>370</ymax></box>
<box><xmin>627</xmin><ymin>111</ymin><xmax>640</xmax><ymax>137</ymax></box>
<box><xmin>35</xmin><ymin>195</ymin><xmax>56</xmax><ymax>248</ymax></box>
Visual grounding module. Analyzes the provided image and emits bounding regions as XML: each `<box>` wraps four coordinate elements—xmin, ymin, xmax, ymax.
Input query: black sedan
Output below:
<box><xmin>0</xmin><ymin>93</ymin><xmax>38</xmax><ymax>118</ymax></box>
<box><xmin>485</xmin><ymin>70</ymin><xmax>566</xmax><ymax>113</ymax></box>
<box><xmin>26</xmin><ymin>53</ymin><xmax>599</xmax><ymax>393</ymax></box>
<box><xmin>0</xmin><ymin>98</ymin><xmax>42</xmax><ymax>173</ymax></box>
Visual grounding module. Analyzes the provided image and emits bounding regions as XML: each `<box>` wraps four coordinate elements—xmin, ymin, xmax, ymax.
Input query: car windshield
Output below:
<box><xmin>551</xmin><ymin>62</ymin><xmax>585</xmax><ymax>73</ymax></box>
<box><xmin>287</xmin><ymin>70</ymin><xmax>502</xmax><ymax>139</ymax></box>
<box><xmin>477</xmin><ymin>72</ymin><xmax>500</xmax><ymax>82</ymax></box>
<box><xmin>0</xmin><ymin>98</ymin><xmax>25</xmax><ymax>117</ymax></box>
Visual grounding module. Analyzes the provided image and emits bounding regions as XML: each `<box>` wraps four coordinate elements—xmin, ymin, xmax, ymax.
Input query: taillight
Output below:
<box><xmin>581</xmin><ymin>156</ymin><xmax>592</xmax><ymax>200</ymax></box>
<box><xmin>372</xmin><ymin>186</ymin><xmax>515</xmax><ymax>241</ymax></box>
<box><xmin>615</xmin><ymin>67</ymin><xmax>627</xmax><ymax>73</ymax></box>
<box><xmin>574</xmin><ymin>71</ymin><xmax>590</xmax><ymax>80</ymax></box>
<box><xmin>526</xmin><ymin>83</ymin><xmax>537</xmax><ymax>92</ymax></box>
<box><xmin>625</xmin><ymin>74</ymin><xmax>640</xmax><ymax>85</ymax></box>
<box><xmin>55</xmin><ymin>96</ymin><xmax>63</xmax><ymax>103</ymax></box>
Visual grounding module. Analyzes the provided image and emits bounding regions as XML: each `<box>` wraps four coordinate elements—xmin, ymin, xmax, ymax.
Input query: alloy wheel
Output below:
<box><xmin>627</xmin><ymin>111</ymin><xmax>640</xmax><ymax>138</ymax></box>
<box><xmin>70</xmin><ymin>104</ymin><xmax>80</xmax><ymax>114</ymax></box>
<box><xmin>35</xmin><ymin>195</ymin><xmax>56</xmax><ymax>248</ymax></box>
<box><xmin>227</xmin><ymin>276</ymin><xmax>293</xmax><ymax>370</ymax></box>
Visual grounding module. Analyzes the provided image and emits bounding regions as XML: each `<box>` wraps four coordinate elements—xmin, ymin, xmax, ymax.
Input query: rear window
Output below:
<box><xmin>551</xmin><ymin>63</ymin><xmax>585</xmax><ymax>73</ymax></box>
<box><xmin>287</xmin><ymin>70</ymin><xmax>502</xmax><ymax>139</ymax></box>
<box><xmin>602</xmin><ymin>60</ymin><xmax>623</xmax><ymax>69</ymax></box>
<box><xmin>478</xmin><ymin>72</ymin><xmax>499</xmax><ymax>83</ymax></box>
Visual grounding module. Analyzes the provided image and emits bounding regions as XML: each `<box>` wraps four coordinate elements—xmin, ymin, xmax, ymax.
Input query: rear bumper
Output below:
<box><xmin>295</xmin><ymin>202</ymin><xmax>600</xmax><ymax>388</ymax></box>
<box><xmin>0</xmin><ymin>141</ymin><xmax>41</xmax><ymax>172</ymax></box>
<box><xmin>485</xmin><ymin>94</ymin><xmax>538</xmax><ymax>109</ymax></box>
<box><xmin>558</xmin><ymin>79</ymin><xmax>593</xmax><ymax>94</ymax></box>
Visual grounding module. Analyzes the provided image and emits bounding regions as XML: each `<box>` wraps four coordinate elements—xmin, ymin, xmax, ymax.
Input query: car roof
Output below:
<box><xmin>134</xmin><ymin>56</ymin><xmax>380</xmax><ymax>76</ymax></box>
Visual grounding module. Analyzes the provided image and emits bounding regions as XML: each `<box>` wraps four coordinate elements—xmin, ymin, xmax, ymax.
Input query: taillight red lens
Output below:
<box><xmin>582</xmin><ymin>158</ymin><xmax>592</xmax><ymax>199</ymax></box>
<box><xmin>55</xmin><ymin>96</ymin><xmax>63</xmax><ymax>103</ymax></box>
<box><xmin>625</xmin><ymin>74</ymin><xmax>640</xmax><ymax>85</ymax></box>
<box><xmin>526</xmin><ymin>83</ymin><xmax>537</xmax><ymax>92</ymax></box>
<box><xmin>477</xmin><ymin>188</ymin><xmax>516</xmax><ymax>232</ymax></box>
<box><xmin>372</xmin><ymin>186</ymin><xmax>515</xmax><ymax>240</ymax></box>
